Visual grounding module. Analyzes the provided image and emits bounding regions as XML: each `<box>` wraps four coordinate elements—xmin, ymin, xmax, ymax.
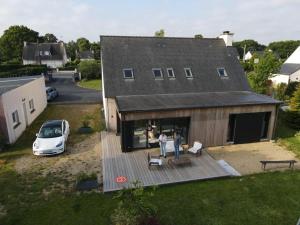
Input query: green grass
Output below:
<box><xmin>275</xmin><ymin>113</ymin><xmax>300</xmax><ymax>157</ymax></box>
<box><xmin>0</xmin><ymin>104</ymin><xmax>103</xmax><ymax>162</ymax></box>
<box><xmin>0</xmin><ymin>170</ymin><xmax>299</xmax><ymax>225</ymax></box>
<box><xmin>78</xmin><ymin>79</ymin><xmax>102</xmax><ymax>91</ymax></box>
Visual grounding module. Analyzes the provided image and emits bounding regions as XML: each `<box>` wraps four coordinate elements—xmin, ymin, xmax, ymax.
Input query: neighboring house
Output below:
<box><xmin>77</xmin><ymin>50</ymin><xmax>95</xmax><ymax>61</ymax></box>
<box><xmin>244</xmin><ymin>50</ymin><xmax>264</xmax><ymax>63</ymax></box>
<box><xmin>101</xmin><ymin>32</ymin><xmax>281</xmax><ymax>152</ymax></box>
<box><xmin>23</xmin><ymin>42</ymin><xmax>68</xmax><ymax>68</ymax></box>
<box><xmin>271</xmin><ymin>46</ymin><xmax>300</xmax><ymax>85</ymax></box>
<box><xmin>0</xmin><ymin>76</ymin><xmax>47</xmax><ymax>144</ymax></box>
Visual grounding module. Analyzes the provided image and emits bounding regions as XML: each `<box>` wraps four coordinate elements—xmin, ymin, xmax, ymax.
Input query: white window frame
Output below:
<box><xmin>184</xmin><ymin>68</ymin><xmax>193</xmax><ymax>78</ymax></box>
<box><xmin>167</xmin><ymin>68</ymin><xmax>175</xmax><ymax>78</ymax></box>
<box><xmin>217</xmin><ymin>68</ymin><xmax>228</xmax><ymax>77</ymax></box>
<box><xmin>152</xmin><ymin>68</ymin><xmax>163</xmax><ymax>79</ymax></box>
<box><xmin>12</xmin><ymin>110</ymin><xmax>20</xmax><ymax>125</ymax></box>
<box><xmin>123</xmin><ymin>68</ymin><xmax>134</xmax><ymax>79</ymax></box>
<box><xmin>29</xmin><ymin>99</ymin><xmax>35</xmax><ymax>113</ymax></box>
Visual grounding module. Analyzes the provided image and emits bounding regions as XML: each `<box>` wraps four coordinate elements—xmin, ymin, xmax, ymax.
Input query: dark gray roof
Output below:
<box><xmin>116</xmin><ymin>91</ymin><xmax>281</xmax><ymax>112</ymax></box>
<box><xmin>101</xmin><ymin>36</ymin><xmax>250</xmax><ymax>98</ymax></box>
<box><xmin>0</xmin><ymin>76</ymin><xmax>42</xmax><ymax>95</ymax></box>
<box><xmin>78</xmin><ymin>50</ymin><xmax>94</xmax><ymax>60</ymax></box>
<box><xmin>279</xmin><ymin>63</ymin><xmax>300</xmax><ymax>75</ymax></box>
<box><xmin>23</xmin><ymin>42</ymin><xmax>66</xmax><ymax>61</ymax></box>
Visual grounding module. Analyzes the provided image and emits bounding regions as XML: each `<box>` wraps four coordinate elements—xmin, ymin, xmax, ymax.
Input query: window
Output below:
<box><xmin>152</xmin><ymin>68</ymin><xmax>163</xmax><ymax>79</ymax></box>
<box><xmin>29</xmin><ymin>99</ymin><xmax>35</xmax><ymax>113</ymax></box>
<box><xmin>12</xmin><ymin>110</ymin><xmax>20</xmax><ymax>127</ymax></box>
<box><xmin>123</xmin><ymin>68</ymin><xmax>134</xmax><ymax>79</ymax></box>
<box><xmin>184</xmin><ymin>68</ymin><xmax>193</xmax><ymax>78</ymax></box>
<box><xmin>44</xmin><ymin>51</ymin><xmax>50</xmax><ymax>56</ymax></box>
<box><xmin>217</xmin><ymin>68</ymin><xmax>228</xmax><ymax>77</ymax></box>
<box><xmin>39</xmin><ymin>51</ymin><xmax>43</xmax><ymax>56</ymax></box>
<box><xmin>167</xmin><ymin>68</ymin><xmax>175</xmax><ymax>78</ymax></box>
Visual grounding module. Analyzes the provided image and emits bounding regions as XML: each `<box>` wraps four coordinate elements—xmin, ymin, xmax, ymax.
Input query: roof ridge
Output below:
<box><xmin>100</xmin><ymin>35</ymin><xmax>221</xmax><ymax>41</ymax></box>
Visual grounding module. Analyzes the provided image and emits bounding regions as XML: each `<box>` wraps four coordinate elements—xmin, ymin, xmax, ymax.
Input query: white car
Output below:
<box><xmin>33</xmin><ymin>120</ymin><xmax>70</xmax><ymax>156</ymax></box>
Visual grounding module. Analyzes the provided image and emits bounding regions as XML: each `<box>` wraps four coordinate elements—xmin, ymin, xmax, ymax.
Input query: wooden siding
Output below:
<box><xmin>106</xmin><ymin>98</ymin><xmax>118</xmax><ymax>131</ymax></box>
<box><xmin>101</xmin><ymin>131</ymin><xmax>230</xmax><ymax>192</ymax></box>
<box><xmin>123</xmin><ymin>105</ymin><xmax>277</xmax><ymax>147</ymax></box>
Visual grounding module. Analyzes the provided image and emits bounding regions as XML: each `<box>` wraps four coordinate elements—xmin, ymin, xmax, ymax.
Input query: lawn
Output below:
<box><xmin>275</xmin><ymin>113</ymin><xmax>300</xmax><ymax>157</ymax></box>
<box><xmin>78</xmin><ymin>79</ymin><xmax>102</xmax><ymax>91</ymax></box>
<box><xmin>0</xmin><ymin>104</ymin><xmax>103</xmax><ymax>161</ymax></box>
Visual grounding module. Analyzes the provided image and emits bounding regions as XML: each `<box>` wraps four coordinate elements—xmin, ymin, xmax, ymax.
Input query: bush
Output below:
<box><xmin>78</xmin><ymin>60</ymin><xmax>100</xmax><ymax>80</ymax></box>
<box><xmin>0</xmin><ymin>64</ymin><xmax>48</xmax><ymax>78</ymax></box>
<box><xmin>111</xmin><ymin>181</ymin><xmax>158</xmax><ymax>225</ymax></box>
<box><xmin>273</xmin><ymin>83</ymin><xmax>287</xmax><ymax>101</ymax></box>
<box><xmin>285</xmin><ymin>82</ymin><xmax>299</xmax><ymax>98</ymax></box>
<box><xmin>283</xmin><ymin>110</ymin><xmax>300</xmax><ymax>129</ymax></box>
<box><xmin>290</xmin><ymin>85</ymin><xmax>300</xmax><ymax>111</ymax></box>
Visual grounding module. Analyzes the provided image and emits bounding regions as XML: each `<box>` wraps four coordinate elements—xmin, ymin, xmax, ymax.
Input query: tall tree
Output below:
<box><xmin>155</xmin><ymin>29</ymin><xmax>165</xmax><ymax>37</ymax></box>
<box><xmin>0</xmin><ymin>25</ymin><xmax>39</xmax><ymax>62</ymax></box>
<box><xmin>65</xmin><ymin>41</ymin><xmax>77</xmax><ymax>61</ymax></box>
<box><xmin>76</xmin><ymin>37</ymin><xmax>90</xmax><ymax>52</ymax></box>
<box><xmin>268</xmin><ymin>40</ymin><xmax>300</xmax><ymax>60</ymax></box>
<box><xmin>248</xmin><ymin>52</ymin><xmax>281</xmax><ymax>94</ymax></box>
<box><xmin>90</xmin><ymin>42</ymin><xmax>101</xmax><ymax>60</ymax></box>
<box><xmin>233</xmin><ymin>39</ymin><xmax>266</xmax><ymax>59</ymax></box>
<box><xmin>194</xmin><ymin>34</ymin><xmax>203</xmax><ymax>39</ymax></box>
<box><xmin>41</xmin><ymin>33</ymin><xmax>58</xmax><ymax>43</ymax></box>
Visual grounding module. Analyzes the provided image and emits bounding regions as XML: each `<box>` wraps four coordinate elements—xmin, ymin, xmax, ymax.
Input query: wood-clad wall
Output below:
<box><xmin>106</xmin><ymin>98</ymin><xmax>118</xmax><ymax>131</ymax></box>
<box><xmin>123</xmin><ymin>104</ymin><xmax>277</xmax><ymax>147</ymax></box>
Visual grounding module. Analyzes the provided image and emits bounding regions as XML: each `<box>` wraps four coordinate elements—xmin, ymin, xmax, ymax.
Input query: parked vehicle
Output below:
<box><xmin>46</xmin><ymin>87</ymin><xmax>58</xmax><ymax>101</ymax></box>
<box><xmin>33</xmin><ymin>120</ymin><xmax>70</xmax><ymax>156</ymax></box>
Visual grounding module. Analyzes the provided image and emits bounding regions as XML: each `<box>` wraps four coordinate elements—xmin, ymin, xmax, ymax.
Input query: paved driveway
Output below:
<box><xmin>47</xmin><ymin>72</ymin><xmax>102</xmax><ymax>104</ymax></box>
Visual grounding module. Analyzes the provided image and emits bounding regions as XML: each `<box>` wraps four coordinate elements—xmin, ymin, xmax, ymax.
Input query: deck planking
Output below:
<box><xmin>101</xmin><ymin>131</ymin><xmax>230</xmax><ymax>192</ymax></box>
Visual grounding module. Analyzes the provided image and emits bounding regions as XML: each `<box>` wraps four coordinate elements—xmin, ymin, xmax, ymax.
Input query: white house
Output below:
<box><xmin>0</xmin><ymin>76</ymin><xmax>47</xmax><ymax>144</ymax></box>
<box><xmin>23</xmin><ymin>42</ymin><xmax>68</xmax><ymax>68</ymax></box>
<box><xmin>244</xmin><ymin>50</ymin><xmax>264</xmax><ymax>63</ymax></box>
<box><xmin>271</xmin><ymin>46</ymin><xmax>300</xmax><ymax>85</ymax></box>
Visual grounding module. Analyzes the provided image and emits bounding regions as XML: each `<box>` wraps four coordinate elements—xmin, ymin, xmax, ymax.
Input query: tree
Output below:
<box><xmin>0</xmin><ymin>25</ymin><xmax>39</xmax><ymax>62</ymax></box>
<box><xmin>90</xmin><ymin>42</ymin><xmax>101</xmax><ymax>60</ymax></box>
<box><xmin>76</xmin><ymin>37</ymin><xmax>90</xmax><ymax>52</ymax></box>
<box><xmin>290</xmin><ymin>85</ymin><xmax>300</xmax><ymax>112</ymax></box>
<box><xmin>41</xmin><ymin>33</ymin><xmax>58</xmax><ymax>43</ymax></box>
<box><xmin>268</xmin><ymin>40</ymin><xmax>300</xmax><ymax>60</ymax></box>
<box><xmin>248</xmin><ymin>52</ymin><xmax>281</xmax><ymax>94</ymax></box>
<box><xmin>65</xmin><ymin>41</ymin><xmax>77</xmax><ymax>61</ymax></box>
<box><xmin>273</xmin><ymin>83</ymin><xmax>287</xmax><ymax>101</ymax></box>
<box><xmin>78</xmin><ymin>60</ymin><xmax>100</xmax><ymax>80</ymax></box>
<box><xmin>233</xmin><ymin>39</ymin><xmax>266</xmax><ymax>59</ymax></box>
<box><xmin>154</xmin><ymin>29</ymin><xmax>165</xmax><ymax>37</ymax></box>
<box><xmin>194</xmin><ymin>34</ymin><xmax>203</xmax><ymax>39</ymax></box>
<box><xmin>285</xmin><ymin>82</ymin><xmax>299</xmax><ymax>98</ymax></box>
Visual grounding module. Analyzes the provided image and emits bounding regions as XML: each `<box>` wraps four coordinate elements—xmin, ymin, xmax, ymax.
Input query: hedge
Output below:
<box><xmin>283</xmin><ymin>110</ymin><xmax>300</xmax><ymax>130</ymax></box>
<box><xmin>0</xmin><ymin>64</ymin><xmax>48</xmax><ymax>78</ymax></box>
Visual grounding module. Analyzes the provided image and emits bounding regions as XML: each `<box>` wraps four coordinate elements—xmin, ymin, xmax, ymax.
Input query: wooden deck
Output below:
<box><xmin>101</xmin><ymin>132</ymin><xmax>230</xmax><ymax>192</ymax></box>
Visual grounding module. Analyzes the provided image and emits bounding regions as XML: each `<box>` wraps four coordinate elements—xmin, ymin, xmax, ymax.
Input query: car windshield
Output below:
<box><xmin>38</xmin><ymin>125</ymin><xmax>62</xmax><ymax>138</ymax></box>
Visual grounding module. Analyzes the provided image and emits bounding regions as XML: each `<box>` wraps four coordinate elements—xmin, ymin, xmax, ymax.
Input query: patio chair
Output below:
<box><xmin>147</xmin><ymin>152</ymin><xmax>162</xmax><ymax>169</ymax></box>
<box><xmin>187</xmin><ymin>142</ymin><xmax>203</xmax><ymax>156</ymax></box>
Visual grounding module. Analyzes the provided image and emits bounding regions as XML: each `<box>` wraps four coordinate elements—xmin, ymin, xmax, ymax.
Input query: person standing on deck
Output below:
<box><xmin>159</xmin><ymin>132</ymin><xmax>167</xmax><ymax>158</ymax></box>
<box><xmin>174</xmin><ymin>131</ymin><xmax>181</xmax><ymax>160</ymax></box>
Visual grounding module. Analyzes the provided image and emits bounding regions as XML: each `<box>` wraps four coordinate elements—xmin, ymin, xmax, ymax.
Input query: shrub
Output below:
<box><xmin>78</xmin><ymin>60</ymin><xmax>100</xmax><ymax>80</ymax></box>
<box><xmin>290</xmin><ymin>85</ymin><xmax>300</xmax><ymax>112</ymax></box>
<box><xmin>0</xmin><ymin>64</ymin><xmax>48</xmax><ymax>78</ymax></box>
<box><xmin>283</xmin><ymin>110</ymin><xmax>300</xmax><ymax>129</ymax></box>
<box><xmin>111</xmin><ymin>181</ymin><xmax>158</xmax><ymax>225</ymax></box>
<box><xmin>285</xmin><ymin>82</ymin><xmax>299</xmax><ymax>98</ymax></box>
<box><xmin>273</xmin><ymin>83</ymin><xmax>287</xmax><ymax>101</ymax></box>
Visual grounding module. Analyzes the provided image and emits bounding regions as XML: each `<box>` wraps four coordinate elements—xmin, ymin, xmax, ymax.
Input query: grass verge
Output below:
<box><xmin>78</xmin><ymin>79</ymin><xmax>102</xmax><ymax>91</ymax></box>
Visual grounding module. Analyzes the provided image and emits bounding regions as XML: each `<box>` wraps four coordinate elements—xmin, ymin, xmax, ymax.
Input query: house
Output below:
<box><xmin>77</xmin><ymin>50</ymin><xmax>95</xmax><ymax>61</ymax></box>
<box><xmin>23</xmin><ymin>42</ymin><xmax>68</xmax><ymax>68</ymax></box>
<box><xmin>101</xmin><ymin>32</ymin><xmax>281</xmax><ymax>152</ymax></box>
<box><xmin>270</xmin><ymin>46</ymin><xmax>300</xmax><ymax>85</ymax></box>
<box><xmin>244</xmin><ymin>50</ymin><xmax>264</xmax><ymax>63</ymax></box>
<box><xmin>0</xmin><ymin>76</ymin><xmax>47</xmax><ymax>144</ymax></box>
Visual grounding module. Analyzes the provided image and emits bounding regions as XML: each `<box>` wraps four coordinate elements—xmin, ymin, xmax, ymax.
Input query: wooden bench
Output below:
<box><xmin>168</xmin><ymin>157</ymin><xmax>192</xmax><ymax>167</ymax></box>
<box><xmin>260</xmin><ymin>160</ymin><xmax>297</xmax><ymax>170</ymax></box>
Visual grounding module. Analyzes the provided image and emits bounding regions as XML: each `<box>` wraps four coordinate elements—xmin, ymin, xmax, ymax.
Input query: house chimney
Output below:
<box><xmin>219</xmin><ymin>31</ymin><xmax>234</xmax><ymax>47</ymax></box>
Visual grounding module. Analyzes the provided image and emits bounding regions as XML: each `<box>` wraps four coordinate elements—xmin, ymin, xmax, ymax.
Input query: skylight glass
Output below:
<box><xmin>217</xmin><ymin>68</ymin><xmax>228</xmax><ymax>77</ymax></box>
<box><xmin>152</xmin><ymin>68</ymin><xmax>163</xmax><ymax>79</ymax></box>
<box><xmin>184</xmin><ymin>68</ymin><xmax>193</xmax><ymax>78</ymax></box>
<box><xmin>123</xmin><ymin>68</ymin><xmax>134</xmax><ymax>79</ymax></box>
<box><xmin>167</xmin><ymin>68</ymin><xmax>175</xmax><ymax>78</ymax></box>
